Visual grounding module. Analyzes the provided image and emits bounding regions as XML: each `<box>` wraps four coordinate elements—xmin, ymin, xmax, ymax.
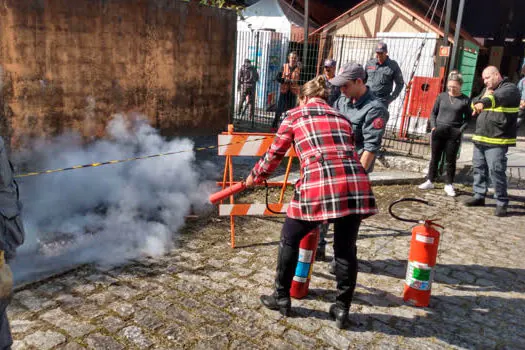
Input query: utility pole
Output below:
<box><xmin>303</xmin><ymin>0</ymin><xmax>309</xmax><ymax>66</ymax></box>
<box><xmin>442</xmin><ymin>0</ymin><xmax>452</xmax><ymax>46</ymax></box>
<box><xmin>448</xmin><ymin>0</ymin><xmax>466</xmax><ymax>72</ymax></box>
<box><xmin>440</xmin><ymin>0</ymin><xmax>452</xmax><ymax>88</ymax></box>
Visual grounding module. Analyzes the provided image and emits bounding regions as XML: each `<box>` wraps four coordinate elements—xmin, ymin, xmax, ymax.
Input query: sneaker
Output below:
<box><xmin>418</xmin><ymin>180</ymin><xmax>434</xmax><ymax>190</ymax></box>
<box><xmin>464</xmin><ymin>197</ymin><xmax>485</xmax><ymax>207</ymax></box>
<box><xmin>444</xmin><ymin>184</ymin><xmax>456</xmax><ymax>197</ymax></box>
<box><xmin>495</xmin><ymin>205</ymin><xmax>507</xmax><ymax>217</ymax></box>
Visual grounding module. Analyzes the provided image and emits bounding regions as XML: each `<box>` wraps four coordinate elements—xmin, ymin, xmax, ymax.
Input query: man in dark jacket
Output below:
<box><xmin>465</xmin><ymin>66</ymin><xmax>520</xmax><ymax>217</ymax></box>
<box><xmin>0</xmin><ymin>136</ymin><xmax>25</xmax><ymax>348</ymax></box>
<box><xmin>365</xmin><ymin>42</ymin><xmax>404</xmax><ymax>107</ymax></box>
<box><xmin>316</xmin><ymin>63</ymin><xmax>389</xmax><ymax>261</ymax></box>
<box><xmin>237</xmin><ymin>59</ymin><xmax>259</xmax><ymax>119</ymax></box>
<box><xmin>321</xmin><ymin>59</ymin><xmax>341</xmax><ymax>107</ymax></box>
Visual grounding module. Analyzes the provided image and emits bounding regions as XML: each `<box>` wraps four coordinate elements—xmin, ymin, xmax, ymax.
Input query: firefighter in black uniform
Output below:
<box><xmin>465</xmin><ymin>66</ymin><xmax>520</xmax><ymax>217</ymax></box>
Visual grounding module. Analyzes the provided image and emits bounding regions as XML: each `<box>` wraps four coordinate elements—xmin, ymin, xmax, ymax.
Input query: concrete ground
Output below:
<box><xmin>7</xmin><ymin>126</ymin><xmax>525</xmax><ymax>349</ymax></box>
<box><xmin>8</xmin><ymin>181</ymin><xmax>525</xmax><ymax>350</ymax></box>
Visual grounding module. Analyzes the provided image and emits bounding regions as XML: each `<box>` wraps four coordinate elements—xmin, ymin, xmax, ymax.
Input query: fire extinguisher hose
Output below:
<box><xmin>264</xmin><ymin>181</ymin><xmax>287</xmax><ymax>214</ymax></box>
<box><xmin>388</xmin><ymin>198</ymin><xmax>431</xmax><ymax>224</ymax></box>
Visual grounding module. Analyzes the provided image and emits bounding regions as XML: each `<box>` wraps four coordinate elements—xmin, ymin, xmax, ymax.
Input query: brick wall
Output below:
<box><xmin>0</xmin><ymin>0</ymin><xmax>236</xmax><ymax>148</ymax></box>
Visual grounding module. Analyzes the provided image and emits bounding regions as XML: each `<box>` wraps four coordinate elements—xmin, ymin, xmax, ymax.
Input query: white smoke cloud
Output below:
<box><xmin>11</xmin><ymin>113</ymin><xmax>217</xmax><ymax>284</ymax></box>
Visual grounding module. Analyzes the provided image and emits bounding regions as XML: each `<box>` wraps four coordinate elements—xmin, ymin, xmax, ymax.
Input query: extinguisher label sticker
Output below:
<box><xmin>298</xmin><ymin>249</ymin><xmax>313</xmax><ymax>263</ymax></box>
<box><xmin>293</xmin><ymin>276</ymin><xmax>308</xmax><ymax>283</ymax></box>
<box><xmin>406</xmin><ymin>261</ymin><xmax>434</xmax><ymax>291</ymax></box>
<box><xmin>295</xmin><ymin>262</ymin><xmax>311</xmax><ymax>278</ymax></box>
<box><xmin>415</xmin><ymin>234</ymin><xmax>434</xmax><ymax>244</ymax></box>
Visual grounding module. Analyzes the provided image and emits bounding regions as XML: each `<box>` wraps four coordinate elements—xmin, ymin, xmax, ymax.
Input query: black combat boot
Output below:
<box><xmin>329</xmin><ymin>303</ymin><xmax>349</xmax><ymax>329</ymax></box>
<box><xmin>331</xmin><ymin>240</ymin><xmax>357</xmax><ymax>329</ymax></box>
<box><xmin>464</xmin><ymin>197</ymin><xmax>485</xmax><ymax>207</ymax></box>
<box><xmin>315</xmin><ymin>246</ymin><xmax>326</xmax><ymax>262</ymax></box>
<box><xmin>260</xmin><ymin>242</ymin><xmax>299</xmax><ymax>316</ymax></box>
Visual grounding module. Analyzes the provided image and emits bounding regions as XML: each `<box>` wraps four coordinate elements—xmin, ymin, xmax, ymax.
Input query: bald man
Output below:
<box><xmin>465</xmin><ymin>66</ymin><xmax>520</xmax><ymax>217</ymax></box>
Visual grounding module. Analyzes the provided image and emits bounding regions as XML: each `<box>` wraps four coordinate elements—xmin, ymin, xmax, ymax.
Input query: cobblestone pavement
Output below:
<box><xmin>8</xmin><ymin>184</ymin><xmax>525</xmax><ymax>349</ymax></box>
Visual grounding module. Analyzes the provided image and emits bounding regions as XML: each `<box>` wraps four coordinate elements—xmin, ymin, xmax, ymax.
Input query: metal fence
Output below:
<box><xmin>233</xmin><ymin>31</ymin><xmax>445</xmax><ymax>157</ymax></box>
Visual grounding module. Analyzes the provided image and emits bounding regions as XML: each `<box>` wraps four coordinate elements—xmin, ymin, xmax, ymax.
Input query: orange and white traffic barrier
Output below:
<box><xmin>216</xmin><ymin>124</ymin><xmax>297</xmax><ymax>248</ymax></box>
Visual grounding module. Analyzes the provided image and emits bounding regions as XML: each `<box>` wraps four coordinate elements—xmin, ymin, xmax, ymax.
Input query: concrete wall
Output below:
<box><xmin>0</xmin><ymin>0</ymin><xmax>236</xmax><ymax>148</ymax></box>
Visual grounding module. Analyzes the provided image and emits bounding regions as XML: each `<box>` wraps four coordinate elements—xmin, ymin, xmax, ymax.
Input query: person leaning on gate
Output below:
<box><xmin>0</xmin><ymin>136</ymin><xmax>26</xmax><ymax>349</ymax></box>
<box><xmin>315</xmin><ymin>62</ymin><xmax>389</xmax><ymax>262</ymax></box>
<box><xmin>237</xmin><ymin>58</ymin><xmax>259</xmax><ymax>119</ymax></box>
<box><xmin>465</xmin><ymin>66</ymin><xmax>521</xmax><ymax>217</ymax></box>
<box><xmin>365</xmin><ymin>42</ymin><xmax>404</xmax><ymax>107</ymax></box>
<box><xmin>271</xmin><ymin>52</ymin><xmax>301</xmax><ymax>130</ymax></box>
<box><xmin>321</xmin><ymin>58</ymin><xmax>341</xmax><ymax>107</ymax></box>
<box><xmin>245</xmin><ymin>75</ymin><xmax>377</xmax><ymax>329</ymax></box>
<box><xmin>418</xmin><ymin>72</ymin><xmax>471</xmax><ymax>197</ymax></box>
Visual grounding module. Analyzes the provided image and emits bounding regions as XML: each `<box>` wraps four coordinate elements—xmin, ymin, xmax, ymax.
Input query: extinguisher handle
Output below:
<box><xmin>209</xmin><ymin>182</ymin><xmax>247</xmax><ymax>204</ymax></box>
<box><xmin>388</xmin><ymin>197</ymin><xmax>431</xmax><ymax>223</ymax></box>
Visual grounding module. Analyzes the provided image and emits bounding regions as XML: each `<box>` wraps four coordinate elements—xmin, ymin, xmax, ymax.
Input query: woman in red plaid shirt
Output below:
<box><xmin>246</xmin><ymin>75</ymin><xmax>378</xmax><ymax>329</ymax></box>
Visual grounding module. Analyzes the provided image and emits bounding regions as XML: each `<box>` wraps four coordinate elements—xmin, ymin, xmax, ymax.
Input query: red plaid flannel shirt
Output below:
<box><xmin>251</xmin><ymin>98</ymin><xmax>378</xmax><ymax>221</ymax></box>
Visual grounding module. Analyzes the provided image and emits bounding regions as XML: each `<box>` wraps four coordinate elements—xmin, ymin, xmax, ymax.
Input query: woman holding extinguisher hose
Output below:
<box><xmin>245</xmin><ymin>74</ymin><xmax>378</xmax><ymax>329</ymax></box>
<box><xmin>418</xmin><ymin>72</ymin><xmax>471</xmax><ymax>196</ymax></box>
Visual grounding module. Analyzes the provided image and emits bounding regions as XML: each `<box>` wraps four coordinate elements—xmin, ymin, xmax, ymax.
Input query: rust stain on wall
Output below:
<box><xmin>0</xmin><ymin>0</ymin><xmax>236</xmax><ymax>148</ymax></box>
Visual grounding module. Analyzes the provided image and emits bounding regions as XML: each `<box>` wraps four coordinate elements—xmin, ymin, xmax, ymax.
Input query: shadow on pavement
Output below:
<box><xmin>299</xmin><ymin>257</ymin><xmax>525</xmax><ymax>348</ymax></box>
<box><xmin>296</xmin><ymin>283</ymin><xmax>523</xmax><ymax>349</ymax></box>
<box><xmin>362</xmin><ymin>258</ymin><xmax>525</xmax><ymax>293</ymax></box>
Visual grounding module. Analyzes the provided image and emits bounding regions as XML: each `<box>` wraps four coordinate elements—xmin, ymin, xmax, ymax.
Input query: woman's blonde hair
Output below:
<box><xmin>448</xmin><ymin>71</ymin><xmax>463</xmax><ymax>85</ymax></box>
<box><xmin>299</xmin><ymin>75</ymin><xmax>328</xmax><ymax>100</ymax></box>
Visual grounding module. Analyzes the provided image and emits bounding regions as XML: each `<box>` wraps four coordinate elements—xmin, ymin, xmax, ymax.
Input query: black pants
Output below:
<box><xmin>428</xmin><ymin>125</ymin><xmax>462</xmax><ymax>184</ymax></box>
<box><xmin>280</xmin><ymin>214</ymin><xmax>361</xmax><ymax>308</ymax></box>
<box><xmin>272</xmin><ymin>91</ymin><xmax>297</xmax><ymax>128</ymax></box>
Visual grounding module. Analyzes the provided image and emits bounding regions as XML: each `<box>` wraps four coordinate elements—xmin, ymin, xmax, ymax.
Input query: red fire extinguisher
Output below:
<box><xmin>290</xmin><ymin>227</ymin><xmax>319</xmax><ymax>299</ymax></box>
<box><xmin>388</xmin><ymin>198</ymin><xmax>444</xmax><ymax>307</ymax></box>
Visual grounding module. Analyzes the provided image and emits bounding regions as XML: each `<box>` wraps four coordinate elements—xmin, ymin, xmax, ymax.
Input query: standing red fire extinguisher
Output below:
<box><xmin>388</xmin><ymin>198</ymin><xmax>444</xmax><ymax>307</ymax></box>
<box><xmin>290</xmin><ymin>227</ymin><xmax>319</xmax><ymax>299</ymax></box>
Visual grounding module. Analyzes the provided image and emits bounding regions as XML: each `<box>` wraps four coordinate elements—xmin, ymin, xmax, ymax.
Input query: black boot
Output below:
<box><xmin>464</xmin><ymin>197</ymin><xmax>485</xmax><ymax>207</ymax></box>
<box><xmin>260</xmin><ymin>293</ymin><xmax>291</xmax><ymax>316</ymax></box>
<box><xmin>332</xmin><ymin>240</ymin><xmax>357</xmax><ymax>327</ymax></box>
<box><xmin>315</xmin><ymin>246</ymin><xmax>326</xmax><ymax>262</ymax></box>
<box><xmin>329</xmin><ymin>304</ymin><xmax>349</xmax><ymax>329</ymax></box>
<box><xmin>260</xmin><ymin>242</ymin><xmax>299</xmax><ymax>316</ymax></box>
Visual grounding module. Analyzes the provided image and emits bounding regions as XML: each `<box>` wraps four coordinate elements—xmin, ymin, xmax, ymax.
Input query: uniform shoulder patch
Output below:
<box><xmin>372</xmin><ymin>117</ymin><xmax>385</xmax><ymax>129</ymax></box>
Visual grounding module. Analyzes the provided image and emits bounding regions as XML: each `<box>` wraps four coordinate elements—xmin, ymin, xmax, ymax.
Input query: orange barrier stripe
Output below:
<box><xmin>258</xmin><ymin>137</ymin><xmax>274</xmax><ymax>156</ymax></box>
<box><xmin>229</xmin><ymin>135</ymin><xmax>248</xmax><ymax>156</ymax></box>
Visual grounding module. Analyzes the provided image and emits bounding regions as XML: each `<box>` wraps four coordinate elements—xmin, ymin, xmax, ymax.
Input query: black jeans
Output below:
<box><xmin>272</xmin><ymin>91</ymin><xmax>297</xmax><ymax>128</ymax></box>
<box><xmin>281</xmin><ymin>214</ymin><xmax>362</xmax><ymax>308</ymax></box>
<box><xmin>428</xmin><ymin>125</ymin><xmax>462</xmax><ymax>184</ymax></box>
<box><xmin>238</xmin><ymin>86</ymin><xmax>255</xmax><ymax>118</ymax></box>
